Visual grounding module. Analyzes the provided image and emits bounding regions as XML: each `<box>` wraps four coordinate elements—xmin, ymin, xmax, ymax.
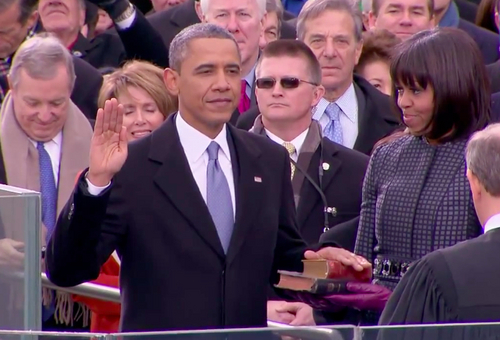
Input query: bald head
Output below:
<box><xmin>466</xmin><ymin>124</ymin><xmax>500</xmax><ymax>197</ymax></box>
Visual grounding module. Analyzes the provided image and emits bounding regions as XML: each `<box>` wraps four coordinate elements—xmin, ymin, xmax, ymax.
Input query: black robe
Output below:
<box><xmin>377</xmin><ymin>228</ymin><xmax>500</xmax><ymax>340</ymax></box>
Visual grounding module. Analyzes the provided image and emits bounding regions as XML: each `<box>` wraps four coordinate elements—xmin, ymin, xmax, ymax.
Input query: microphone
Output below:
<box><xmin>290</xmin><ymin>156</ymin><xmax>336</xmax><ymax>233</ymax></box>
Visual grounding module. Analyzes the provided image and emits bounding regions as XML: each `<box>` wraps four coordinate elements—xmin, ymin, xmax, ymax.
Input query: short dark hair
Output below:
<box><xmin>390</xmin><ymin>27</ymin><xmax>490</xmax><ymax>143</ymax></box>
<box><xmin>169</xmin><ymin>23</ymin><xmax>240</xmax><ymax>73</ymax></box>
<box><xmin>372</xmin><ymin>0</ymin><xmax>434</xmax><ymax>17</ymax></box>
<box><xmin>355</xmin><ymin>29</ymin><xmax>401</xmax><ymax>73</ymax></box>
<box><xmin>255</xmin><ymin>39</ymin><xmax>322</xmax><ymax>85</ymax></box>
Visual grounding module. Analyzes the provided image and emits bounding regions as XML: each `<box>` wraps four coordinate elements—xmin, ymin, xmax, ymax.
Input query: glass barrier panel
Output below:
<box><xmin>359</xmin><ymin>322</ymin><xmax>500</xmax><ymax>340</ymax></box>
<box><xmin>110</xmin><ymin>325</ymin><xmax>356</xmax><ymax>340</ymax></box>
<box><xmin>0</xmin><ymin>185</ymin><xmax>41</xmax><ymax>331</ymax></box>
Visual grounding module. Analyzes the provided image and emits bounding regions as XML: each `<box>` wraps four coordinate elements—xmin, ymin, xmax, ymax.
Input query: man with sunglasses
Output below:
<box><xmin>238</xmin><ymin>0</ymin><xmax>401</xmax><ymax>156</ymax></box>
<box><xmin>250</xmin><ymin>39</ymin><xmax>369</xmax><ymax>326</ymax></box>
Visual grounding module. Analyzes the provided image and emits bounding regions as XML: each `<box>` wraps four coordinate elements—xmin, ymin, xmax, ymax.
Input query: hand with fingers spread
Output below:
<box><xmin>87</xmin><ymin>99</ymin><xmax>128</xmax><ymax>187</ymax></box>
<box><xmin>304</xmin><ymin>247</ymin><xmax>372</xmax><ymax>273</ymax></box>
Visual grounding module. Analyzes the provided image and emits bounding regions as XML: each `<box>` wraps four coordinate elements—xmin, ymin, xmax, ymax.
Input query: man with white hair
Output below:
<box><xmin>0</xmin><ymin>33</ymin><xmax>93</xmax><ymax>331</ymax></box>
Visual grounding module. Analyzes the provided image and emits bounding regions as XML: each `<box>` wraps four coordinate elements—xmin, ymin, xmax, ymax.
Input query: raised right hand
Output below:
<box><xmin>88</xmin><ymin>98</ymin><xmax>128</xmax><ymax>186</ymax></box>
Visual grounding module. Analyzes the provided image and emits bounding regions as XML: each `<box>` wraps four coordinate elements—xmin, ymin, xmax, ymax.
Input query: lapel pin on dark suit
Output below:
<box><xmin>254</xmin><ymin>176</ymin><xmax>262</xmax><ymax>183</ymax></box>
<box><xmin>73</xmin><ymin>50</ymin><xmax>83</xmax><ymax>58</ymax></box>
<box><xmin>322</xmin><ymin>162</ymin><xmax>330</xmax><ymax>171</ymax></box>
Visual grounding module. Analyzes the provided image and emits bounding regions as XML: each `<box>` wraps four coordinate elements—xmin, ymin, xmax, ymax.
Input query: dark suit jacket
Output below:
<box><xmin>379</xmin><ymin>228</ymin><xmax>500</xmax><ymax>337</ymax></box>
<box><xmin>46</xmin><ymin>114</ymin><xmax>309</xmax><ymax>331</ymax></box>
<box><xmin>456</xmin><ymin>0</ymin><xmax>478</xmax><ymax>23</ymax></box>
<box><xmin>487</xmin><ymin>61</ymin><xmax>500</xmax><ymax>94</ymax></box>
<box><xmin>491</xmin><ymin>92</ymin><xmax>500</xmax><ymax>122</ymax></box>
<box><xmin>319</xmin><ymin>216</ymin><xmax>360</xmax><ymax>252</ymax></box>
<box><xmin>237</xmin><ymin>75</ymin><xmax>401</xmax><ymax>155</ymax></box>
<box><xmin>459</xmin><ymin>19</ymin><xmax>499</xmax><ymax>64</ymax></box>
<box><xmin>75</xmin><ymin>10</ymin><xmax>169</xmax><ymax>69</ymax></box>
<box><xmin>148</xmin><ymin>0</ymin><xmax>298</xmax><ymax>54</ymax></box>
<box><xmin>297</xmin><ymin>138</ymin><xmax>368</xmax><ymax>245</ymax></box>
<box><xmin>72</xmin><ymin>57</ymin><xmax>103</xmax><ymax>120</ymax></box>
<box><xmin>230</xmin><ymin>80</ymin><xmax>258</xmax><ymax>125</ymax></box>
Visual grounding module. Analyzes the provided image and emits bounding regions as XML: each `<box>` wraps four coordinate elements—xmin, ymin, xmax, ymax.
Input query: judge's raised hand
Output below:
<box><xmin>304</xmin><ymin>247</ymin><xmax>371</xmax><ymax>272</ymax></box>
<box><xmin>88</xmin><ymin>98</ymin><xmax>128</xmax><ymax>187</ymax></box>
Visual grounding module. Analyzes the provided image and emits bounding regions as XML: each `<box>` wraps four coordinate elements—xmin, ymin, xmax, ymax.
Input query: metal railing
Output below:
<box><xmin>40</xmin><ymin>273</ymin><xmax>342</xmax><ymax>333</ymax></box>
<box><xmin>41</xmin><ymin>273</ymin><xmax>121</xmax><ymax>303</ymax></box>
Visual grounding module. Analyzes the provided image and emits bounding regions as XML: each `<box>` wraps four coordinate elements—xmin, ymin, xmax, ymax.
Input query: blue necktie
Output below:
<box><xmin>37</xmin><ymin>142</ymin><xmax>57</xmax><ymax>244</ymax></box>
<box><xmin>324</xmin><ymin>103</ymin><xmax>343</xmax><ymax>145</ymax></box>
<box><xmin>206</xmin><ymin>141</ymin><xmax>234</xmax><ymax>253</ymax></box>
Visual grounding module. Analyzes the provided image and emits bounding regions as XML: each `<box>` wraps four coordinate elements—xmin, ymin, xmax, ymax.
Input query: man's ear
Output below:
<box><xmin>164</xmin><ymin>68</ymin><xmax>181</xmax><ymax>96</ymax></box>
<box><xmin>467</xmin><ymin>168</ymin><xmax>483</xmax><ymax>200</ymax></box>
<box><xmin>26</xmin><ymin>10</ymin><xmax>39</xmax><ymax>31</ymax></box>
<box><xmin>194</xmin><ymin>1</ymin><xmax>204</xmax><ymax>21</ymax></box>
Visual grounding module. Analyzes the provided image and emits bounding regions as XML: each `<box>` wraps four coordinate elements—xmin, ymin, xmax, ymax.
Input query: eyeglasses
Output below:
<box><xmin>255</xmin><ymin>77</ymin><xmax>318</xmax><ymax>89</ymax></box>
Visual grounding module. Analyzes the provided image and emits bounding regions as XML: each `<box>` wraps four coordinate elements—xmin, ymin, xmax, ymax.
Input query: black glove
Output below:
<box><xmin>85</xmin><ymin>0</ymin><xmax>131</xmax><ymax>21</ymax></box>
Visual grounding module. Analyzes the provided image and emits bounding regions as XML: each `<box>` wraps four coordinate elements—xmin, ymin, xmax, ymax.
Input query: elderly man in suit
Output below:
<box><xmin>238</xmin><ymin>0</ymin><xmax>401</xmax><ymax>155</ymax></box>
<box><xmin>37</xmin><ymin>0</ymin><xmax>169</xmax><ymax>70</ymax></box>
<box><xmin>0</xmin><ymin>0</ymin><xmax>102</xmax><ymax>119</ymax></box>
<box><xmin>148</xmin><ymin>0</ymin><xmax>297</xmax><ymax>45</ymax></box>
<box><xmin>46</xmin><ymin>23</ymin><xmax>371</xmax><ymax>331</ymax></box>
<box><xmin>367</xmin><ymin>0</ymin><xmax>498</xmax><ymax>63</ymax></box>
<box><xmin>0</xmin><ymin>34</ymin><xmax>93</xmax><ymax>330</ymax></box>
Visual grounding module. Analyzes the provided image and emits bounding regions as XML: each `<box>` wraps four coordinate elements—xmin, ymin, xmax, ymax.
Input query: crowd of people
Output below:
<box><xmin>0</xmin><ymin>0</ymin><xmax>500</xmax><ymax>336</ymax></box>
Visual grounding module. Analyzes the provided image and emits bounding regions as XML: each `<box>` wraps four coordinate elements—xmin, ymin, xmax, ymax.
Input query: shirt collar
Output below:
<box><xmin>29</xmin><ymin>131</ymin><xmax>63</xmax><ymax>148</ymax></box>
<box><xmin>243</xmin><ymin>63</ymin><xmax>256</xmax><ymax>87</ymax></box>
<box><xmin>483</xmin><ymin>213</ymin><xmax>500</xmax><ymax>233</ymax></box>
<box><xmin>175</xmin><ymin>112</ymin><xmax>231</xmax><ymax>164</ymax></box>
<box><xmin>312</xmin><ymin>83</ymin><xmax>356</xmax><ymax>123</ymax></box>
<box><xmin>264</xmin><ymin>128</ymin><xmax>309</xmax><ymax>155</ymax></box>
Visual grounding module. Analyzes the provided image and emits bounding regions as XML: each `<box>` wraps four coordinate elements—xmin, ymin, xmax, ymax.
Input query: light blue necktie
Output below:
<box><xmin>37</xmin><ymin>142</ymin><xmax>57</xmax><ymax>244</ymax></box>
<box><xmin>206</xmin><ymin>141</ymin><xmax>234</xmax><ymax>253</ymax></box>
<box><xmin>324</xmin><ymin>103</ymin><xmax>343</xmax><ymax>145</ymax></box>
<box><xmin>37</xmin><ymin>142</ymin><xmax>57</xmax><ymax>322</ymax></box>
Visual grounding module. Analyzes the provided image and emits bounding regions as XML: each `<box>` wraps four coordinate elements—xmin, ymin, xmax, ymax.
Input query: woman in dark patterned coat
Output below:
<box><xmin>354</xmin><ymin>27</ymin><xmax>491</xmax><ymax>297</ymax></box>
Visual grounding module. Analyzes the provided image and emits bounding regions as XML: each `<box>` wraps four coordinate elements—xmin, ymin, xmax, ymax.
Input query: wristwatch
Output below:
<box><xmin>114</xmin><ymin>2</ymin><xmax>135</xmax><ymax>23</ymax></box>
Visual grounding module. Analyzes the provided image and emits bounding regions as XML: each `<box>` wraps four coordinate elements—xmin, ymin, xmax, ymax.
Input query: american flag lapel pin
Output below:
<box><xmin>254</xmin><ymin>176</ymin><xmax>262</xmax><ymax>183</ymax></box>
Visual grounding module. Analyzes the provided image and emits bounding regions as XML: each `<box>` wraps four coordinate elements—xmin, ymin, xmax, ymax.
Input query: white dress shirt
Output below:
<box><xmin>87</xmin><ymin>113</ymin><xmax>237</xmax><ymax>218</ymax></box>
<box><xmin>30</xmin><ymin>132</ymin><xmax>62</xmax><ymax>186</ymax></box>
<box><xmin>312</xmin><ymin>83</ymin><xmax>359</xmax><ymax>149</ymax></box>
<box><xmin>265</xmin><ymin>128</ymin><xmax>309</xmax><ymax>162</ymax></box>
<box><xmin>483</xmin><ymin>213</ymin><xmax>500</xmax><ymax>233</ymax></box>
<box><xmin>176</xmin><ymin>113</ymin><xmax>236</xmax><ymax>217</ymax></box>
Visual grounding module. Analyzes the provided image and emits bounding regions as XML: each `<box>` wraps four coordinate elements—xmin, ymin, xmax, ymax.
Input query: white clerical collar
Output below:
<box><xmin>483</xmin><ymin>213</ymin><xmax>500</xmax><ymax>233</ymax></box>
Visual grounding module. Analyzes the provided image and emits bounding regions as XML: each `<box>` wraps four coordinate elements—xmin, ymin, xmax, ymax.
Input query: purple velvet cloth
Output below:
<box><xmin>290</xmin><ymin>282</ymin><xmax>392</xmax><ymax>312</ymax></box>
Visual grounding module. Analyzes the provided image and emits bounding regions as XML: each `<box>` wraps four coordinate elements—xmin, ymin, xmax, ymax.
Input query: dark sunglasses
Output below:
<box><xmin>255</xmin><ymin>77</ymin><xmax>318</xmax><ymax>89</ymax></box>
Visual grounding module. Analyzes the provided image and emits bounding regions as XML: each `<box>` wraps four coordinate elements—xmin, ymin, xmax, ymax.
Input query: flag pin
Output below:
<box><xmin>254</xmin><ymin>176</ymin><xmax>262</xmax><ymax>183</ymax></box>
